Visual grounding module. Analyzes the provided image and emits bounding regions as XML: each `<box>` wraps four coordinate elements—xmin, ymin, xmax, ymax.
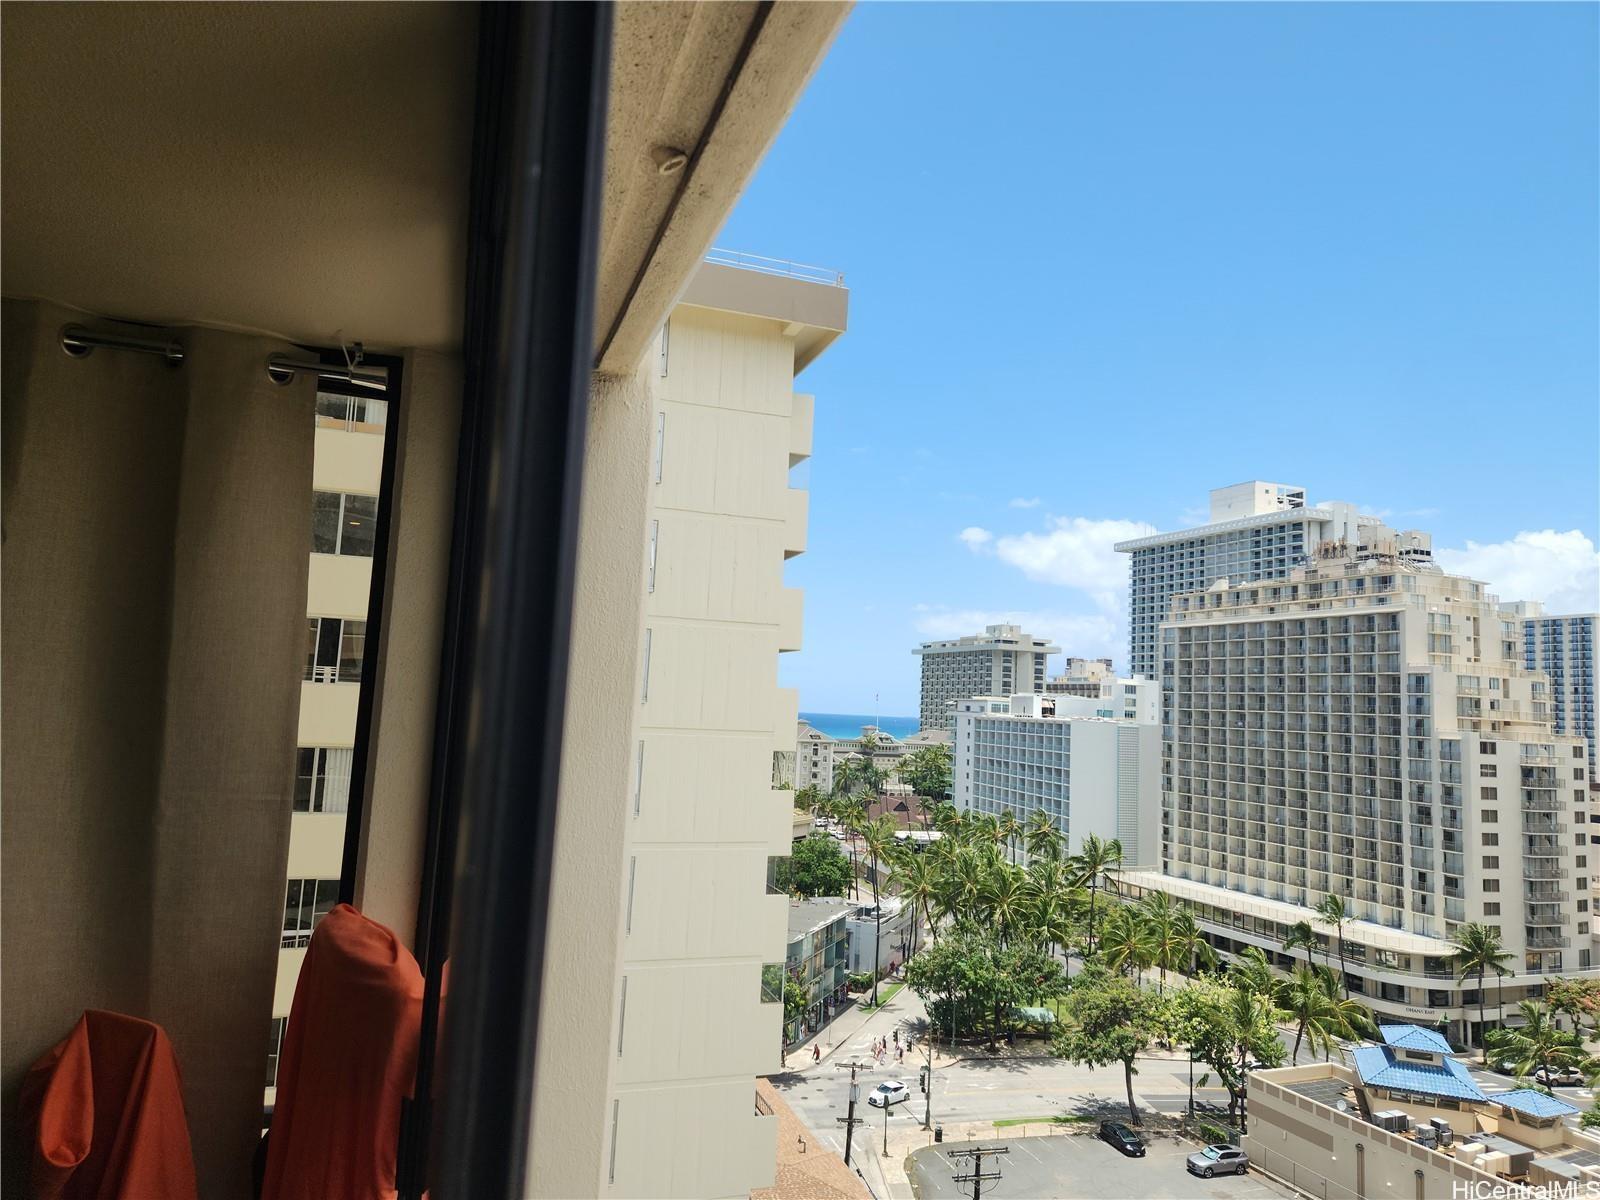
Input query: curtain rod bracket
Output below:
<box><xmin>266</xmin><ymin>353</ymin><xmax>389</xmax><ymax>393</ymax></box>
<box><xmin>60</xmin><ymin>324</ymin><xmax>184</xmax><ymax>366</ymax></box>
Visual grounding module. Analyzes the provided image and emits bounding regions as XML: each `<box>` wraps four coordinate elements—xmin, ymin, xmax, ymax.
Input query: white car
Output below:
<box><xmin>867</xmin><ymin>1080</ymin><xmax>909</xmax><ymax>1108</ymax></box>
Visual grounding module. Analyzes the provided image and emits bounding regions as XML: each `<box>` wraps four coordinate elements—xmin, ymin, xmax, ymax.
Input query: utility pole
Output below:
<box><xmin>949</xmin><ymin>1145</ymin><xmax>1008</xmax><ymax>1200</ymax></box>
<box><xmin>835</xmin><ymin>1060</ymin><xmax>870</xmax><ymax>1167</ymax></box>
<box><xmin>922</xmin><ymin>1035</ymin><xmax>933</xmax><ymax>1129</ymax></box>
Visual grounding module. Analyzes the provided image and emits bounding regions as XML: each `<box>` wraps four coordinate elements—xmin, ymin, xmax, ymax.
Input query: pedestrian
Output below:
<box><xmin>893</xmin><ymin>1032</ymin><xmax>900</xmax><ymax>1051</ymax></box>
<box><xmin>812</xmin><ymin>1043</ymin><xmax>820</xmax><ymax>1063</ymax></box>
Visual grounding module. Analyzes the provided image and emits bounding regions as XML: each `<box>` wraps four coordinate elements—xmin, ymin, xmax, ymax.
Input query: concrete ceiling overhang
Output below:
<box><xmin>1</xmin><ymin>1</ymin><xmax>850</xmax><ymax>369</ymax></box>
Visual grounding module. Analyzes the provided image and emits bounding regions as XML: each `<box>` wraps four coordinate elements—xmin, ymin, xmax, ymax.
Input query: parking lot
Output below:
<box><xmin>908</xmin><ymin>1134</ymin><xmax>1299</xmax><ymax>1200</ymax></box>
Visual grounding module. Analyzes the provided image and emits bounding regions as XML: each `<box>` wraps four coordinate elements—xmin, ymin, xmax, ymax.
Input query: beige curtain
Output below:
<box><xmin>2</xmin><ymin>298</ymin><xmax>315</xmax><ymax>1197</ymax></box>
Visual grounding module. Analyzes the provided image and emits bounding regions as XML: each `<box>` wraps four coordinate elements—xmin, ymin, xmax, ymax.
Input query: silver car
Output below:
<box><xmin>1186</xmin><ymin>1144</ymin><xmax>1249</xmax><ymax>1178</ymax></box>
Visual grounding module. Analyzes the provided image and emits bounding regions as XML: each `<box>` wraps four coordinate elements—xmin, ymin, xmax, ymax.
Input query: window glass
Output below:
<box><xmin>311</xmin><ymin>490</ymin><xmax>342</xmax><ymax>554</ymax></box>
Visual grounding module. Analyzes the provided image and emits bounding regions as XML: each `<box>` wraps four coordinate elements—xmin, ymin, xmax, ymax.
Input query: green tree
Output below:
<box><xmin>1172</xmin><ymin>976</ymin><xmax>1285</xmax><ymax>1133</ymax></box>
<box><xmin>901</xmin><ymin>743</ymin><xmax>952</xmax><ymax>822</ymax></box>
<box><xmin>860</xmin><ymin>816</ymin><xmax>900</xmax><ymax>1004</ymax></box>
<box><xmin>1071</xmin><ymin>834</ymin><xmax>1123</xmax><ymax>958</ymax></box>
<box><xmin>795</xmin><ymin>784</ymin><xmax>825</xmax><ymax>820</ymax></box>
<box><xmin>1453</xmin><ymin>922</ymin><xmax>1512</xmax><ymax>1062</ymax></box>
<box><xmin>1227</xmin><ymin>945</ymin><xmax>1280</xmax><ymax>1002</ymax></box>
<box><xmin>1283</xmin><ymin>965</ymin><xmax>1374</xmax><ymax>1064</ymax></box>
<box><xmin>782</xmin><ymin>834</ymin><xmax>853</xmax><ymax>899</ymax></box>
<box><xmin>1024</xmin><ymin>809</ymin><xmax>1062</xmax><ymax>862</ymax></box>
<box><xmin>1283</xmin><ymin>920</ymin><xmax>1319</xmax><ymax>975</ymax></box>
<box><xmin>889</xmin><ymin>847</ymin><xmax>938</xmax><ymax>956</ymax></box>
<box><xmin>1315</xmin><ymin>894</ymin><xmax>1351</xmax><ymax>999</ymax></box>
<box><xmin>1098</xmin><ymin>904</ymin><xmax>1155</xmax><ymax>982</ymax></box>
<box><xmin>1488</xmin><ymin>1000</ymin><xmax>1595</xmax><ymax>1088</ymax></box>
<box><xmin>1547</xmin><ymin>978</ymin><xmax>1600</xmax><ymax>1036</ymax></box>
<box><xmin>906</xmin><ymin>926</ymin><xmax>1066</xmax><ymax>1050</ymax></box>
<box><xmin>1054</xmin><ymin>965</ymin><xmax>1165</xmax><ymax>1126</ymax></box>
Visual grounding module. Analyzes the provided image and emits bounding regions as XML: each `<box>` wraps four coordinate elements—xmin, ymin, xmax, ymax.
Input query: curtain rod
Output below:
<box><xmin>266</xmin><ymin>353</ymin><xmax>389</xmax><ymax>393</ymax></box>
<box><xmin>60</xmin><ymin>324</ymin><xmax>184</xmax><ymax>365</ymax></box>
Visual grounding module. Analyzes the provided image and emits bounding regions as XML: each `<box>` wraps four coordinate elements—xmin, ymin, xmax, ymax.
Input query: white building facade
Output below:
<box><xmin>1120</xmin><ymin>544</ymin><xmax>1593</xmax><ymax>1037</ymax></box>
<box><xmin>951</xmin><ymin>694</ymin><xmax>1161</xmax><ymax>865</ymax></box>
<box><xmin>915</xmin><ymin>624</ymin><xmax>1059</xmax><ymax>731</ymax></box>
<box><xmin>1114</xmin><ymin>481</ymin><xmax>1426</xmax><ymax>680</ymax></box>
<box><xmin>597</xmin><ymin>260</ymin><xmax>845</xmax><ymax>1198</ymax></box>
<box><xmin>267</xmin><ymin>389</ymin><xmax>391</xmax><ymax>1104</ymax></box>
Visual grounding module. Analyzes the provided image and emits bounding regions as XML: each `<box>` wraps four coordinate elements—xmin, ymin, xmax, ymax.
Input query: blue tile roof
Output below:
<box><xmin>1354</xmin><ymin>1045</ymin><xmax>1489</xmax><ymax>1102</ymax></box>
<box><xmin>1494</xmin><ymin>1089</ymin><xmax>1580</xmax><ymax>1118</ymax></box>
<box><xmin>1379</xmin><ymin>1024</ymin><xmax>1455</xmax><ymax>1054</ymax></box>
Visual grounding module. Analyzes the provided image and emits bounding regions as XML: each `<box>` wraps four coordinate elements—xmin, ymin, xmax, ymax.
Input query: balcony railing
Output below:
<box><xmin>704</xmin><ymin>247</ymin><xmax>845</xmax><ymax>287</ymax></box>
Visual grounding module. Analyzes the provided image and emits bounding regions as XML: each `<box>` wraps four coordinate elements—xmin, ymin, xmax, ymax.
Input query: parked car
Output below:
<box><xmin>1097</xmin><ymin>1120</ymin><xmax>1146</xmax><ymax>1157</ymax></box>
<box><xmin>1534</xmin><ymin>1065</ymin><xmax>1585</xmax><ymax>1087</ymax></box>
<box><xmin>1187</xmin><ymin>1145</ymin><xmax>1250</xmax><ymax>1178</ymax></box>
<box><xmin>867</xmin><ymin>1080</ymin><xmax>909</xmax><ymax>1108</ymax></box>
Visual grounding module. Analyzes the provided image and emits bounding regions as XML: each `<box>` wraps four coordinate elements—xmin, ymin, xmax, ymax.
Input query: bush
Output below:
<box><xmin>847</xmin><ymin>972</ymin><xmax>873</xmax><ymax>992</ymax></box>
<box><xmin>1197</xmin><ymin>1121</ymin><xmax>1234</xmax><ymax>1145</ymax></box>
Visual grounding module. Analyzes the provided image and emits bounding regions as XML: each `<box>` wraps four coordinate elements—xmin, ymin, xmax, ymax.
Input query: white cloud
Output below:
<box><xmin>1008</xmin><ymin>497</ymin><xmax>1042</xmax><ymax>509</ymax></box>
<box><xmin>1436</xmin><ymin>529</ymin><xmax>1600</xmax><ymax>614</ymax></box>
<box><xmin>958</xmin><ymin>526</ymin><xmax>994</xmax><ymax>548</ymax></box>
<box><xmin>912</xmin><ymin>606</ymin><xmax>1123</xmax><ymax>662</ymax></box>
<box><xmin>964</xmin><ymin>515</ymin><xmax>1155</xmax><ymax>613</ymax></box>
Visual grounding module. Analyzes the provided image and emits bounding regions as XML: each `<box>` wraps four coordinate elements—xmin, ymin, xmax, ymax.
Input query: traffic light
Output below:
<box><xmin>919</xmin><ymin>1067</ymin><xmax>928</xmax><ymax>1093</ymax></box>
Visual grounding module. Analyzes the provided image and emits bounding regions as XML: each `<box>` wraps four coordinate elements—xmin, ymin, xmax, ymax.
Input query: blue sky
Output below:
<box><xmin>714</xmin><ymin>2</ymin><xmax>1600</xmax><ymax>718</ymax></box>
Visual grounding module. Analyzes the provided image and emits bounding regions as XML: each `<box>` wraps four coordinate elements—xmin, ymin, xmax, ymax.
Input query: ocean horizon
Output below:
<box><xmin>799</xmin><ymin>711</ymin><xmax>919</xmax><ymax>741</ymax></box>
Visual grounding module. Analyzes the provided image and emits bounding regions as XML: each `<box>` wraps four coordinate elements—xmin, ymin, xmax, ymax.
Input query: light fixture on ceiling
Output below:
<box><xmin>650</xmin><ymin>145</ymin><xmax>688</xmax><ymax>176</ymax></box>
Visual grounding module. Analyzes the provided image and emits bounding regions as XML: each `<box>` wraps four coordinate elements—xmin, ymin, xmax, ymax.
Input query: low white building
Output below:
<box><xmin>951</xmin><ymin>693</ymin><xmax>1161</xmax><ymax>865</ymax></box>
<box><xmin>846</xmin><ymin>896</ymin><xmax>915</xmax><ymax>975</ymax></box>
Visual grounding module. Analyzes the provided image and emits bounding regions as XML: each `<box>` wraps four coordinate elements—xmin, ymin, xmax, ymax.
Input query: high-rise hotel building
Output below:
<box><xmin>1114</xmin><ymin>482</ymin><xmax>1426</xmax><ymax>680</ymax></box>
<box><xmin>1513</xmin><ymin>604</ymin><xmax>1598</xmax><ymax>783</ymax></box>
<box><xmin>915</xmin><ymin>624</ymin><xmax>1059</xmax><ymax>731</ymax></box>
<box><xmin>1117</xmin><ymin>534</ymin><xmax>1593</xmax><ymax>1040</ymax></box>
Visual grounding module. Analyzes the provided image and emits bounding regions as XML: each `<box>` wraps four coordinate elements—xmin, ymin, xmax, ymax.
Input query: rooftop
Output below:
<box><xmin>1380</xmin><ymin>1024</ymin><xmax>1455</xmax><ymax>1055</ymax></box>
<box><xmin>1495</xmin><ymin>1089</ymin><xmax>1581</xmax><ymax>1120</ymax></box>
<box><xmin>787</xmin><ymin>898</ymin><xmax>854</xmax><ymax>939</ymax></box>
<box><xmin>1353</xmin><ymin>1044</ymin><xmax>1487</xmax><ymax>1102</ymax></box>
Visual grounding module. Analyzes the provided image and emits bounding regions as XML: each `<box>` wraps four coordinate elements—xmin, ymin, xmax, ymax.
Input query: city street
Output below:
<box><xmin>910</xmin><ymin>1136</ymin><xmax>1297</xmax><ymax>1200</ymax></box>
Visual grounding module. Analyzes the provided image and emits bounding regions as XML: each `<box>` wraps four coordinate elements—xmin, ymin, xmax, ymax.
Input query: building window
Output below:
<box><xmin>293</xmin><ymin>747</ymin><xmax>353</xmax><ymax>813</ymax></box>
<box><xmin>265</xmin><ymin>1016</ymin><xmax>287</xmax><ymax>1089</ymax></box>
<box><xmin>281</xmin><ymin>877</ymin><xmax>340</xmax><ymax>947</ymax></box>
<box><xmin>1481</xmin><ymin>787</ymin><xmax>1498</xmax><ymax>800</ymax></box>
<box><xmin>1484</xmin><ymin>902</ymin><xmax>1500</xmax><ymax>916</ymax></box>
<box><xmin>1483</xmin><ymin>832</ymin><xmax>1499</xmax><ymax>846</ymax></box>
<box><xmin>1482</xmin><ymin>810</ymin><xmax>1497</xmax><ymax>823</ymax></box>
<box><xmin>311</xmin><ymin>490</ymin><xmax>378</xmax><ymax>557</ymax></box>
<box><xmin>1483</xmin><ymin>879</ymin><xmax>1499</xmax><ymax>893</ymax></box>
<box><xmin>304</xmin><ymin>617</ymin><xmax>366</xmax><ymax>683</ymax></box>
<box><xmin>760</xmin><ymin>962</ymin><xmax>785</xmax><ymax>1004</ymax></box>
<box><xmin>1482</xmin><ymin>856</ymin><xmax>1499</xmax><ymax>870</ymax></box>
<box><xmin>314</xmin><ymin>390</ymin><xmax>388</xmax><ymax>431</ymax></box>
<box><xmin>1479</xmin><ymin>764</ymin><xmax>1497</xmax><ymax>778</ymax></box>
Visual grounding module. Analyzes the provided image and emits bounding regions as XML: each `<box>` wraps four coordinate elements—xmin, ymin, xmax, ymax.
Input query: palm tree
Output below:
<box><xmin>1453</xmin><ymin>923</ymin><xmax>1512</xmax><ymax>1063</ymax></box>
<box><xmin>1315</xmin><ymin>894</ymin><xmax>1351</xmax><ymax>999</ymax></box>
<box><xmin>1282</xmin><ymin>966</ymin><xmax>1374</xmax><ymax>1064</ymax></box>
<box><xmin>984</xmin><ymin>865</ymin><xmax>1030</xmax><ymax>946</ymax></box>
<box><xmin>860</xmin><ymin>816</ymin><xmax>899</xmax><ymax>1005</ymax></box>
<box><xmin>1072</xmin><ymin>834</ymin><xmax>1123</xmax><ymax>959</ymax></box>
<box><xmin>996</xmin><ymin>810</ymin><xmax>1024</xmax><ymax>861</ymax></box>
<box><xmin>1492</xmin><ymin>1001</ymin><xmax>1595</xmax><ymax>1088</ymax></box>
<box><xmin>1228</xmin><ymin>945</ymin><xmax>1280</xmax><ymax>1002</ymax></box>
<box><xmin>1139</xmin><ymin>890</ymin><xmax>1182</xmax><ymax>995</ymax></box>
<box><xmin>1283</xmin><ymin>920</ymin><xmax>1319</xmax><ymax>976</ymax></box>
<box><xmin>1170</xmin><ymin>904</ymin><xmax>1216</xmax><ymax>981</ymax></box>
<box><xmin>888</xmin><ymin>847</ymin><xmax>938</xmax><ymax>955</ymax></box>
<box><xmin>1098</xmin><ymin>905</ymin><xmax>1154</xmax><ymax>981</ymax></box>
<box><xmin>1024</xmin><ymin>809</ymin><xmax>1062</xmax><ymax>862</ymax></box>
